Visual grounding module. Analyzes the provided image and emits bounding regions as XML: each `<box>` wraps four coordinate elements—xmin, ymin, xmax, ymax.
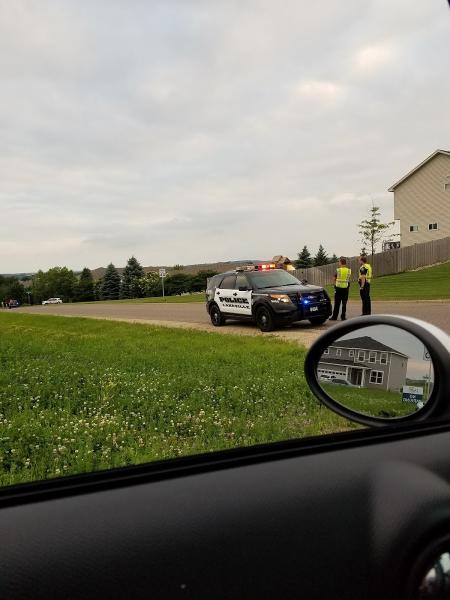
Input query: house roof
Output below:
<box><xmin>388</xmin><ymin>149</ymin><xmax>450</xmax><ymax>192</ymax></box>
<box><xmin>330</xmin><ymin>336</ymin><xmax>408</xmax><ymax>357</ymax></box>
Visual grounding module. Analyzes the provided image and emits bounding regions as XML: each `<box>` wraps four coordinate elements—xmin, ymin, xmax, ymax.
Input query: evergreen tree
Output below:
<box><xmin>329</xmin><ymin>253</ymin><xmax>339</xmax><ymax>264</ymax></box>
<box><xmin>101</xmin><ymin>263</ymin><xmax>121</xmax><ymax>300</ymax></box>
<box><xmin>120</xmin><ymin>256</ymin><xmax>145</xmax><ymax>299</ymax></box>
<box><xmin>313</xmin><ymin>245</ymin><xmax>329</xmax><ymax>266</ymax></box>
<box><xmin>294</xmin><ymin>246</ymin><xmax>312</xmax><ymax>269</ymax></box>
<box><xmin>76</xmin><ymin>267</ymin><xmax>95</xmax><ymax>301</ymax></box>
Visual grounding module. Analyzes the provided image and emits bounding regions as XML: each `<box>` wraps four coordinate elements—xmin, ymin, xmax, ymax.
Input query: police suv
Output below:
<box><xmin>206</xmin><ymin>264</ymin><xmax>332</xmax><ymax>332</ymax></box>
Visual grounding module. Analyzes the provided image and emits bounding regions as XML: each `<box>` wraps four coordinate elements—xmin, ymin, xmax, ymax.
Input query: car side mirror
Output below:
<box><xmin>304</xmin><ymin>315</ymin><xmax>450</xmax><ymax>427</ymax></box>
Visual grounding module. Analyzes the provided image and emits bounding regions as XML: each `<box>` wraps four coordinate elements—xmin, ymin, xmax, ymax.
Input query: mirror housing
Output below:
<box><xmin>304</xmin><ymin>316</ymin><xmax>450</xmax><ymax>428</ymax></box>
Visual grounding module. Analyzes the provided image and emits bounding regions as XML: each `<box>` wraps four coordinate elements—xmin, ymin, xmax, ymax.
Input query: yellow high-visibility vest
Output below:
<box><xmin>336</xmin><ymin>266</ymin><xmax>351</xmax><ymax>288</ymax></box>
<box><xmin>360</xmin><ymin>263</ymin><xmax>372</xmax><ymax>283</ymax></box>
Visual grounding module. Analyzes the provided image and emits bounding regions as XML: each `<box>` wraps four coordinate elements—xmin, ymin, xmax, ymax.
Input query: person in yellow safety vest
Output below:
<box><xmin>358</xmin><ymin>254</ymin><xmax>373</xmax><ymax>315</ymax></box>
<box><xmin>329</xmin><ymin>257</ymin><xmax>351</xmax><ymax>321</ymax></box>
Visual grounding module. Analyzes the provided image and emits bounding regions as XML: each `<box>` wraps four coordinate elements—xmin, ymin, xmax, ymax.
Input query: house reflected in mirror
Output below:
<box><xmin>316</xmin><ymin>325</ymin><xmax>434</xmax><ymax>418</ymax></box>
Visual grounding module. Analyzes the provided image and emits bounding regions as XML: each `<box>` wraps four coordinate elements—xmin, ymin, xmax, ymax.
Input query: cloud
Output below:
<box><xmin>354</xmin><ymin>43</ymin><xmax>395</xmax><ymax>72</ymax></box>
<box><xmin>295</xmin><ymin>80</ymin><xmax>344</xmax><ymax>104</ymax></box>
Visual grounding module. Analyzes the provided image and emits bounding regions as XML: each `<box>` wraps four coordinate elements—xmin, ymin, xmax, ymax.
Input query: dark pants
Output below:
<box><xmin>332</xmin><ymin>286</ymin><xmax>349</xmax><ymax>319</ymax></box>
<box><xmin>360</xmin><ymin>282</ymin><xmax>371</xmax><ymax>315</ymax></box>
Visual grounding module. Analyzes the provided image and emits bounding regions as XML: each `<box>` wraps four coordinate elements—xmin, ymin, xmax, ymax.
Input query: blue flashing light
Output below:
<box><xmin>303</xmin><ymin>299</ymin><xmax>309</xmax><ymax>305</ymax></box>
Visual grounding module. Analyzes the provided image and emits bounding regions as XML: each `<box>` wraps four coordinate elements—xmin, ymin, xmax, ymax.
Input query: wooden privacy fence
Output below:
<box><xmin>293</xmin><ymin>236</ymin><xmax>450</xmax><ymax>287</ymax></box>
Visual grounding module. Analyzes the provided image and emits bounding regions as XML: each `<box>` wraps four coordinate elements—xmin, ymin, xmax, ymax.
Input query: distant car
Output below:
<box><xmin>42</xmin><ymin>298</ymin><xmax>63</xmax><ymax>305</ymax></box>
<box><xmin>7</xmin><ymin>299</ymin><xmax>20</xmax><ymax>309</ymax></box>
<box><xmin>318</xmin><ymin>374</ymin><xmax>334</xmax><ymax>382</ymax></box>
<box><xmin>329</xmin><ymin>378</ymin><xmax>356</xmax><ymax>387</ymax></box>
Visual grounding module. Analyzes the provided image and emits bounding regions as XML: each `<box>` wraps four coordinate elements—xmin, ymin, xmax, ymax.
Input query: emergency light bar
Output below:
<box><xmin>236</xmin><ymin>263</ymin><xmax>279</xmax><ymax>272</ymax></box>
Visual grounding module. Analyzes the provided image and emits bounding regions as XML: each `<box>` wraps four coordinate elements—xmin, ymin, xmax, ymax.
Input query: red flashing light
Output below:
<box><xmin>257</xmin><ymin>263</ymin><xmax>277</xmax><ymax>271</ymax></box>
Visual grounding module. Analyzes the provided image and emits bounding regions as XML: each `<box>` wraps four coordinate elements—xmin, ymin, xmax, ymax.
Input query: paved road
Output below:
<box><xmin>9</xmin><ymin>300</ymin><xmax>450</xmax><ymax>347</ymax></box>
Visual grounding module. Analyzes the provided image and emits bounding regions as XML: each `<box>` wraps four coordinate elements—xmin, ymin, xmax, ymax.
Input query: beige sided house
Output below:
<box><xmin>388</xmin><ymin>149</ymin><xmax>450</xmax><ymax>247</ymax></box>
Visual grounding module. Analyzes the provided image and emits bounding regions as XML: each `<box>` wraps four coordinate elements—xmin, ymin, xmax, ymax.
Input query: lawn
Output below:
<box><xmin>321</xmin><ymin>384</ymin><xmax>417</xmax><ymax>418</ymax></box>
<box><xmin>0</xmin><ymin>313</ymin><xmax>354</xmax><ymax>487</ymax></box>
<box><xmin>325</xmin><ymin>260</ymin><xmax>450</xmax><ymax>301</ymax></box>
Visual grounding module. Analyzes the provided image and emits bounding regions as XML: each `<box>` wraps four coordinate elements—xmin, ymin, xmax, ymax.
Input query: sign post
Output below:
<box><xmin>159</xmin><ymin>268</ymin><xmax>166</xmax><ymax>298</ymax></box>
<box><xmin>402</xmin><ymin>385</ymin><xmax>424</xmax><ymax>404</ymax></box>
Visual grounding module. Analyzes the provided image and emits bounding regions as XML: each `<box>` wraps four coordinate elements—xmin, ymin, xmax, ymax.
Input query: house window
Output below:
<box><xmin>428</xmin><ymin>223</ymin><xmax>438</xmax><ymax>230</ymax></box>
<box><xmin>370</xmin><ymin>370</ymin><xmax>384</xmax><ymax>384</ymax></box>
<box><xmin>445</xmin><ymin>183</ymin><xmax>450</xmax><ymax>191</ymax></box>
<box><xmin>409</xmin><ymin>225</ymin><xmax>419</xmax><ymax>232</ymax></box>
<box><xmin>380</xmin><ymin>353</ymin><xmax>388</xmax><ymax>365</ymax></box>
<box><xmin>349</xmin><ymin>350</ymin><xmax>354</xmax><ymax>357</ymax></box>
<box><xmin>336</xmin><ymin>349</ymin><xmax>342</xmax><ymax>357</ymax></box>
<box><xmin>356</xmin><ymin>350</ymin><xmax>366</xmax><ymax>362</ymax></box>
<box><xmin>369</xmin><ymin>351</ymin><xmax>377</xmax><ymax>363</ymax></box>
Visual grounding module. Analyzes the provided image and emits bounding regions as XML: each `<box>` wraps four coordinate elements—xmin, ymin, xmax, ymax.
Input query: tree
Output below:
<box><xmin>120</xmin><ymin>256</ymin><xmax>145</xmax><ymax>299</ymax></box>
<box><xmin>76</xmin><ymin>267</ymin><xmax>95</xmax><ymax>301</ymax></box>
<box><xmin>313</xmin><ymin>245</ymin><xmax>329</xmax><ymax>266</ymax></box>
<box><xmin>139</xmin><ymin>272</ymin><xmax>160</xmax><ymax>297</ymax></box>
<box><xmin>294</xmin><ymin>246</ymin><xmax>312</xmax><ymax>269</ymax></box>
<box><xmin>190</xmin><ymin>270</ymin><xmax>218</xmax><ymax>292</ymax></box>
<box><xmin>31</xmin><ymin>267</ymin><xmax>77</xmax><ymax>303</ymax></box>
<box><xmin>329</xmin><ymin>253</ymin><xmax>339</xmax><ymax>265</ymax></box>
<box><xmin>358</xmin><ymin>205</ymin><xmax>395</xmax><ymax>257</ymax></box>
<box><xmin>93</xmin><ymin>279</ymin><xmax>103</xmax><ymax>300</ymax></box>
<box><xmin>164</xmin><ymin>273</ymin><xmax>193</xmax><ymax>296</ymax></box>
<box><xmin>100</xmin><ymin>263</ymin><xmax>121</xmax><ymax>300</ymax></box>
<box><xmin>0</xmin><ymin>277</ymin><xmax>26</xmax><ymax>304</ymax></box>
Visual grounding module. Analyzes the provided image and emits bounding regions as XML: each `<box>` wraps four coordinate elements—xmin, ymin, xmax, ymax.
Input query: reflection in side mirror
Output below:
<box><xmin>316</xmin><ymin>324</ymin><xmax>434</xmax><ymax>419</ymax></box>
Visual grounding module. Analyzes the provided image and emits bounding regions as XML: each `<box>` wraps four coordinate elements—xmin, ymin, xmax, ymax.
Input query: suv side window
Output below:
<box><xmin>220</xmin><ymin>275</ymin><xmax>237</xmax><ymax>289</ymax></box>
<box><xmin>236</xmin><ymin>274</ymin><xmax>249</xmax><ymax>290</ymax></box>
<box><xmin>208</xmin><ymin>275</ymin><xmax>222</xmax><ymax>289</ymax></box>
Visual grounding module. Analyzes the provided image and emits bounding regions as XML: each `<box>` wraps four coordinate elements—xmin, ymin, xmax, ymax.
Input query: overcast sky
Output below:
<box><xmin>1</xmin><ymin>1</ymin><xmax>449</xmax><ymax>272</ymax></box>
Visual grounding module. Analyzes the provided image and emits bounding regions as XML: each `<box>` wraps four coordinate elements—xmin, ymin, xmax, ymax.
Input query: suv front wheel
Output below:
<box><xmin>209</xmin><ymin>304</ymin><xmax>225</xmax><ymax>327</ymax></box>
<box><xmin>255</xmin><ymin>306</ymin><xmax>276</xmax><ymax>332</ymax></box>
<box><xmin>309</xmin><ymin>316</ymin><xmax>328</xmax><ymax>325</ymax></box>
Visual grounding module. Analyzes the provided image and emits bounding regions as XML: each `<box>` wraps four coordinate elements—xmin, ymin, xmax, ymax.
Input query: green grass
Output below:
<box><xmin>79</xmin><ymin>293</ymin><xmax>206</xmax><ymax>305</ymax></box>
<box><xmin>325</xmin><ymin>261</ymin><xmax>450</xmax><ymax>301</ymax></box>
<box><xmin>321</xmin><ymin>384</ymin><xmax>416</xmax><ymax>418</ymax></box>
<box><xmin>0</xmin><ymin>313</ymin><xmax>354</xmax><ymax>487</ymax></box>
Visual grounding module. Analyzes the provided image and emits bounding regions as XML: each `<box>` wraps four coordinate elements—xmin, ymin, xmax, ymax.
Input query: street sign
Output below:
<box><xmin>402</xmin><ymin>385</ymin><xmax>424</xmax><ymax>403</ymax></box>
<box><xmin>159</xmin><ymin>268</ymin><xmax>166</xmax><ymax>279</ymax></box>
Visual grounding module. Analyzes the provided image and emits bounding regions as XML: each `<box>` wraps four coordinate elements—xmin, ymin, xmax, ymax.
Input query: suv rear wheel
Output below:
<box><xmin>209</xmin><ymin>304</ymin><xmax>225</xmax><ymax>327</ymax></box>
<box><xmin>255</xmin><ymin>306</ymin><xmax>276</xmax><ymax>332</ymax></box>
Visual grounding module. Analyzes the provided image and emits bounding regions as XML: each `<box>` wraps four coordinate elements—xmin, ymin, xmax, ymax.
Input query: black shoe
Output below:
<box><xmin>341</xmin><ymin>317</ymin><xmax>346</xmax><ymax>321</ymax></box>
<box><xmin>329</xmin><ymin>317</ymin><xmax>337</xmax><ymax>321</ymax></box>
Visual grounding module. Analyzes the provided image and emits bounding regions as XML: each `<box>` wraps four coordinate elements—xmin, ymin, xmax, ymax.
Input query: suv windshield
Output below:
<box><xmin>247</xmin><ymin>270</ymin><xmax>300</xmax><ymax>289</ymax></box>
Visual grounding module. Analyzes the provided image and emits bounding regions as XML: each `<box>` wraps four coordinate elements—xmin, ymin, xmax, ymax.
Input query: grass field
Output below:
<box><xmin>321</xmin><ymin>384</ymin><xmax>417</xmax><ymax>418</ymax></box>
<box><xmin>325</xmin><ymin>261</ymin><xmax>450</xmax><ymax>301</ymax></box>
<box><xmin>0</xmin><ymin>313</ymin><xmax>354</xmax><ymax>487</ymax></box>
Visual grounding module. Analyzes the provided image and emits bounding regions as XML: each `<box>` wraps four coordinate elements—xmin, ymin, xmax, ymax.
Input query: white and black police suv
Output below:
<box><xmin>206</xmin><ymin>264</ymin><xmax>332</xmax><ymax>332</ymax></box>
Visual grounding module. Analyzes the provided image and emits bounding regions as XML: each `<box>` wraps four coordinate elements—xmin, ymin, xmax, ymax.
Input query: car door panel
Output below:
<box><xmin>1</xmin><ymin>425</ymin><xmax>450</xmax><ymax>599</ymax></box>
